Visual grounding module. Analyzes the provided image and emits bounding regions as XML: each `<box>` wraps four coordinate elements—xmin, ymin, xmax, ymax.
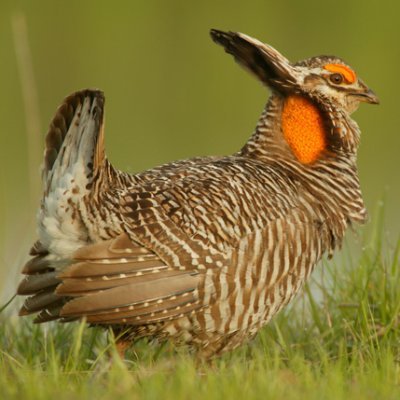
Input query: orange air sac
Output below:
<box><xmin>282</xmin><ymin>95</ymin><xmax>327</xmax><ymax>164</ymax></box>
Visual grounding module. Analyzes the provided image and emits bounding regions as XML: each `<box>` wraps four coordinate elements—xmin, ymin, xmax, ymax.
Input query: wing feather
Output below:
<box><xmin>19</xmin><ymin>232</ymin><xmax>206</xmax><ymax>326</ymax></box>
<box><xmin>60</xmin><ymin>273</ymin><xmax>200</xmax><ymax>316</ymax></box>
<box><xmin>57</xmin><ymin>268</ymin><xmax>188</xmax><ymax>295</ymax></box>
<box><xmin>17</xmin><ymin>271</ymin><xmax>60</xmax><ymax>295</ymax></box>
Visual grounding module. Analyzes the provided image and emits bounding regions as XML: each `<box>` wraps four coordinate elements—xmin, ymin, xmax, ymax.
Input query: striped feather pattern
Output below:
<box><xmin>17</xmin><ymin>30</ymin><xmax>377</xmax><ymax>358</ymax></box>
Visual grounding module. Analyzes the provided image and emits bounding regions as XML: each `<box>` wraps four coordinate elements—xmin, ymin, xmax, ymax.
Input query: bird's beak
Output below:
<box><xmin>356</xmin><ymin>88</ymin><xmax>380</xmax><ymax>105</ymax></box>
<box><xmin>351</xmin><ymin>80</ymin><xmax>380</xmax><ymax>105</ymax></box>
<box><xmin>210</xmin><ymin>29</ymin><xmax>299</xmax><ymax>92</ymax></box>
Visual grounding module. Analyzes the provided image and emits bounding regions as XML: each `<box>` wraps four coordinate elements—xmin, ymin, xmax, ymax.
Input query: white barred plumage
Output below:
<box><xmin>17</xmin><ymin>29</ymin><xmax>378</xmax><ymax>359</ymax></box>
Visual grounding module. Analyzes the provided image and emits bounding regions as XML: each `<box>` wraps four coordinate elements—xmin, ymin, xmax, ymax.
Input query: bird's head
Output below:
<box><xmin>210</xmin><ymin>30</ymin><xmax>379</xmax><ymax>115</ymax></box>
<box><xmin>210</xmin><ymin>29</ymin><xmax>379</xmax><ymax>163</ymax></box>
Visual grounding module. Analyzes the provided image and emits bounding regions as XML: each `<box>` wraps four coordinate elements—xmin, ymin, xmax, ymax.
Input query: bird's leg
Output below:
<box><xmin>115</xmin><ymin>337</ymin><xmax>131</xmax><ymax>360</ymax></box>
<box><xmin>109</xmin><ymin>328</ymin><xmax>132</xmax><ymax>360</ymax></box>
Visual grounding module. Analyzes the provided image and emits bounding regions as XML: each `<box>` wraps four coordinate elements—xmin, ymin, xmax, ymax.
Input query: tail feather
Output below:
<box><xmin>43</xmin><ymin>89</ymin><xmax>105</xmax><ymax>192</ymax></box>
<box><xmin>37</xmin><ymin>89</ymin><xmax>107</xmax><ymax>257</ymax></box>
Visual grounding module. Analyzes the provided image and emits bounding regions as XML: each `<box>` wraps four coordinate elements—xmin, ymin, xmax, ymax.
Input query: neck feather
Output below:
<box><xmin>239</xmin><ymin>93</ymin><xmax>366</xmax><ymax>225</ymax></box>
<box><xmin>240</xmin><ymin>93</ymin><xmax>360</xmax><ymax>162</ymax></box>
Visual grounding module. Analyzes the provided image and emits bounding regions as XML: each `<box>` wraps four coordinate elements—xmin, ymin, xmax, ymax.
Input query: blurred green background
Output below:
<box><xmin>1</xmin><ymin>0</ymin><xmax>398</xmax><ymax>297</ymax></box>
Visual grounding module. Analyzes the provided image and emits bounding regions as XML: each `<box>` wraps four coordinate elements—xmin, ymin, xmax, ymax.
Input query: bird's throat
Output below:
<box><xmin>282</xmin><ymin>95</ymin><xmax>327</xmax><ymax>164</ymax></box>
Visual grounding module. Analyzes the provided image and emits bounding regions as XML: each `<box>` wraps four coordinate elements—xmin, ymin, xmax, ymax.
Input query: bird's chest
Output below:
<box><xmin>198</xmin><ymin>214</ymin><xmax>328</xmax><ymax>337</ymax></box>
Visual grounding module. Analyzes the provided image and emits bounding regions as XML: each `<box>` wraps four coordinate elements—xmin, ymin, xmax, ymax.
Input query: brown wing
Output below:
<box><xmin>19</xmin><ymin>234</ymin><xmax>202</xmax><ymax>325</ymax></box>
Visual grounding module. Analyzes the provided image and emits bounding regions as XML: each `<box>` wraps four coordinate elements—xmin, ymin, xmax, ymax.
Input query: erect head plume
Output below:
<box><xmin>210</xmin><ymin>29</ymin><xmax>301</xmax><ymax>93</ymax></box>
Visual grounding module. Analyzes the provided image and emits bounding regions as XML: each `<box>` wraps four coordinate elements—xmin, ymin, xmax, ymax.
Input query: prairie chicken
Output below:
<box><xmin>17</xmin><ymin>30</ymin><xmax>379</xmax><ymax>359</ymax></box>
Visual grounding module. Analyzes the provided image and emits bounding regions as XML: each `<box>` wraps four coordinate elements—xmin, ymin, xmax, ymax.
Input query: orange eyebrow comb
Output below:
<box><xmin>323</xmin><ymin>63</ymin><xmax>357</xmax><ymax>83</ymax></box>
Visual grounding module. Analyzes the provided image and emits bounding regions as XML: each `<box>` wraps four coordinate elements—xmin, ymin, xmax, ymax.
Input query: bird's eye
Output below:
<box><xmin>330</xmin><ymin>73</ymin><xmax>344</xmax><ymax>84</ymax></box>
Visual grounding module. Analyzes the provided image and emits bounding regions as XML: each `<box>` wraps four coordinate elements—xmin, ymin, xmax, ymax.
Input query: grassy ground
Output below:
<box><xmin>1</xmin><ymin>218</ymin><xmax>399</xmax><ymax>399</ymax></box>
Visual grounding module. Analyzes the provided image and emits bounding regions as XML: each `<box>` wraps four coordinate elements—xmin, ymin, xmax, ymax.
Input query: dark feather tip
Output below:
<box><xmin>210</xmin><ymin>29</ymin><xmax>233</xmax><ymax>45</ymax></box>
<box><xmin>209</xmin><ymin>29</ymin><xmax>244</xmax><ymax>58</ymax></box>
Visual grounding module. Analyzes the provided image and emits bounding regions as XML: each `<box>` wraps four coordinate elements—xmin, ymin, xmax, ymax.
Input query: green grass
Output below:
<box><xmin>1</xmin><ymin>221</ymin><xmax>400</xmax><ymax>399</ymax></box>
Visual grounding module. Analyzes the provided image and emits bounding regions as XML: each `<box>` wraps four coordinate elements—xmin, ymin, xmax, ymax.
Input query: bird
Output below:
<box><xmin>17</xmin><ymin>29</ymin><xmax>379</xmax><ymax>359</ymax></box>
